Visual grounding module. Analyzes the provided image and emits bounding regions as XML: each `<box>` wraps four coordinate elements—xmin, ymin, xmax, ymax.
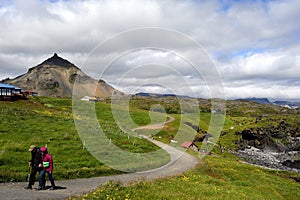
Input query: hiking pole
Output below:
<box><xmin>27</xmin><ymin>166</ymin><xmax>31</xmax><ymax>182</ymax></box>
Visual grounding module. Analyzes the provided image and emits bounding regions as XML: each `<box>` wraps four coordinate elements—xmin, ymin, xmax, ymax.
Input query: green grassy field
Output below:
<box><xmin>1</xmin><ymin>96</ymin><xmax>299</xmax><ymax>199</ymax></box>
<box><xmin>74</xmin><ymin>154</ymin><xmax>300</xmax><ymax>200</ymax></box>
<box><xmin>0</xmin><ymin>97</ymin><xmax>169</xmax><ymax>182</ymax></box>
<box><xmin>72</xmin><ymin>97</ymin><xmax>300</xmax><ymax>200</ymax></box>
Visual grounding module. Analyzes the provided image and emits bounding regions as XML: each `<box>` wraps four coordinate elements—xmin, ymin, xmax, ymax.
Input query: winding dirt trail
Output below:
<box><xmin>131</xmin><ymin>115</ymin><xmax>175</xmax><ymax>131</ymax></box>
<box><xmin>0</xmin><ymin>116</ymin><xmax>198</xmax><ymax>200</ymax></box>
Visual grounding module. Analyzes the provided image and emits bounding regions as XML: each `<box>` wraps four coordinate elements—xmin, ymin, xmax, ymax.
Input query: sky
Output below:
<box><xmin>0</xmin><ymin>0</ymin><xmax>299</xmax><ymax>100</ymax></box>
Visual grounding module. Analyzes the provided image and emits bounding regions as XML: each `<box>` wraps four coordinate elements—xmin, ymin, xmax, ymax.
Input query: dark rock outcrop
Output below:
<box><xmin>235</xmin><ymin>120</ymin><xmax>300</xmax><ymax>172</ymax></box>
<box><xmin>236</xmin><ymin>120</ymin><xmax>300</xmax><ymax>151</ymax></box>
<box><xmin>36</xmin><ymin>53</ymin><xmax>75</xmax><ymax>68</ymax></box>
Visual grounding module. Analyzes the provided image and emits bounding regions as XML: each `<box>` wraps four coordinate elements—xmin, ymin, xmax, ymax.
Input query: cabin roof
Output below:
<box><xmin>0</xmin><ymin>83</ymin><xmax>22</xmax><ymax>90</ymax></box>
<box><xmin>181</xmin><ymin>141</ymin><xmax>194</xmax><ymax>148</ymax></box>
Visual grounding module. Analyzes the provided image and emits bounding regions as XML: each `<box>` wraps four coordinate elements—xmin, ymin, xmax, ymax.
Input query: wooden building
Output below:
<box><xmin>0</xmin><ymin>83</ymin><xmax>27</xmax><ymax>100</ymax></box>
<box><xmin>181</xmin><ymin>141</ymin><xmax>199</xmax><ymax>152</ymax></box>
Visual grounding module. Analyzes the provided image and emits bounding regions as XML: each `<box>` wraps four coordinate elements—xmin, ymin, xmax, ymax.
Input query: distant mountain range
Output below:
<box><xmin>135</xmin><ymin>94</ymin><xmax>299</xmax><ymax>108</ymax></box>
<box><xmin>135</xmin><ymin>92</ymin><xmax>190</xmax><ymax>98</ymax></box>
<box><xmin>236</xmin><ymin>98</ymin><xmax>272</xmax><ymax>104</ymax></box>
<box><xmin>237</xmin><ymin>98</ymin><xmax>300</xmax><ymax>109</ymax></box>
<box><xmin>2</xmin><ymin>53</ymin><xmax>122</xmax><ymax>98</ymax></box>
<box><xmin>273</xmin><ymin>100</ymin><xmax>300</xmax><ymax>109</ymax></box>
<box><xmin>135</xmin><ymin>94</ymin><xmax>300</xmax><ymax>109</ymax></box>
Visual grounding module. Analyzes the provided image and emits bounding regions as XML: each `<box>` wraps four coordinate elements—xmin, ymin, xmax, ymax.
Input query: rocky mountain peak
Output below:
<box><xmin>4</xmin><ymin>53</ymin><xmax>123</xmax><ymax>98</ymax></box>
<box><xmin>37</xmin><ymin>53</ymin><xmax>77</xmax><ymax>69</ymax></box>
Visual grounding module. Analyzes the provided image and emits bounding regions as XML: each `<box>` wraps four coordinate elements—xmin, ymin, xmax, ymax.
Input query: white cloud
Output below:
<box><xmin>0</xmin><ymin>0</ymin><xmax>299</xmax><ymax>100</ymax></box>
<box><xmin>223</xmin><ymin>52</ymin><xmax>299</xmax><ymax>80</ymax></box>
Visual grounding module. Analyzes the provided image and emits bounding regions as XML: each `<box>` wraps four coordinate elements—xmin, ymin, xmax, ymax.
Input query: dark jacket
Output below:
<box><xmin>30</xmin><ymin>148</ymin><xmax>42</xmax><ymax>168</ymax></box>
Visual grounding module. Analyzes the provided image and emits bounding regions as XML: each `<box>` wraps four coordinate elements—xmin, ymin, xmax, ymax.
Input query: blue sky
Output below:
<box><xmin>0</xmin><ymin>0</ymin><xmax>299</xmax><ymax>100</ymax></box>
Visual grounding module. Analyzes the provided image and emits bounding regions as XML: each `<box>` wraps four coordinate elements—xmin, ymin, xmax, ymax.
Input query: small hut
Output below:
<box><xmin>181</xmin><ymin>141</ymin><xmax>199</xmax><ymax>152</ymax></box>
<box><xmin>80</xmin><ymin>96</ymin><xmax>98</xmax><ymax>102</ymax></box>
<box><xmin>24</xmin><ymin>90</ymin><xmax>38</xmax><ymax>96</ymax></box>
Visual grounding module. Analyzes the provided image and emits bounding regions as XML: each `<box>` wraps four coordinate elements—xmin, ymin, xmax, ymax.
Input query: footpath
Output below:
<box><xmin>0</xmin><ymin>136</ymin><xmax>199</xmax><ymax>200</ymax></box>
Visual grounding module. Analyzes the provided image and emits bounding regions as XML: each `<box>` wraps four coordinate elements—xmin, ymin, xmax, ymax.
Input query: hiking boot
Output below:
<box><xmin>24</xmin><ymin>185</ymin><xmax>32</xmax><ymax>190</ymax></box>
<box><xmin>37</xmin><ymin>186</ymin><xmax>43</xmax><ymax>190</ymax></box>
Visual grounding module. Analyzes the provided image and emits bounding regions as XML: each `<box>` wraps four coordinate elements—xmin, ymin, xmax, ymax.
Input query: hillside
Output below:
<box><xmin>0</xmin><ymin>97</ymin><xmax>169</xmax><ymax>182</ymax></box>
<box><xmin>0</xmin><ymin>96</ymin><xmax>299</xmax><ymax>199</ymax></box>
<box><xmin>3</xmin><ymin>53</ymin><xmax>122</xmax><ymax>98</ymax></box>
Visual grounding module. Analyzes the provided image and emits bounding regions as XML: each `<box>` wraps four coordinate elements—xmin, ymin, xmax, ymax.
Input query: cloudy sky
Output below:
<box><xmin>0</xmin><ymin>0</ymin><xmax>299</xmax><ymax>100</ymax></box>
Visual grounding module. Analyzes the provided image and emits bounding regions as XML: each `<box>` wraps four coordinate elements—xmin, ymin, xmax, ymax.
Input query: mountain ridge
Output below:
<box><xmin>36</xmin><ymin>53</ymin><xmax>77</xmax><ymax>69</ymax></box>
<box><xmin>235</xmin><ymin>97</ymin><xmax>300</xmax><ymax>108</ymax></box>
<box><xmin>135</xmin><ymin>92</ymin><xmax>190</xmax><ymax>98</ymax></box>
<box><xmin>235</xmin><ymin>97</ymin><xmax>272</xmax><ymax>104</ymax></box>
<box><xmin>3</xmin><ymin>53</ymin><xmax>123</xmax><ymax>98</ymax></box>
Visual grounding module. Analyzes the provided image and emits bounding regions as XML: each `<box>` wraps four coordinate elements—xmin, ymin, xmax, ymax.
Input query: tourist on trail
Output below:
<box><xmin>25</xmin><ymin>145</ymin><xmax>43</xmax><ymax>189</ymax></box>
<box><xmin>38</xmin><ymin>147</ymin><xmax>56</xmax><ymax>190</ymax></box>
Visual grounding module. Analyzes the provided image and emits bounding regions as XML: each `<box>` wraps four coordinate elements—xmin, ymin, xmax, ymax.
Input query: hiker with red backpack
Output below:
<box><xmin>38</xmin><ymin>147</ymin><xmax>56</xmax><ymax>190</ymax></box>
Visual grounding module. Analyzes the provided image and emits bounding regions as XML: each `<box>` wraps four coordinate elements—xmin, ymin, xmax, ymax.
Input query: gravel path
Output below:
<box><xmin>131</xmin><ymin>116</ymin><xmax>175</xmax><ymax>131</ymax></box>
<box><xmin>0</xmin><ymin>136</ymin><xmax>199</xmax><ymax>200</ymax></box>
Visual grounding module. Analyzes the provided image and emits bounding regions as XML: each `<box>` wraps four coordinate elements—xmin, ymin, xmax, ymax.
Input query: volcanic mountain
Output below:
<box><xmin>3</xmin><ymin>53</ymin><xmax>122</xmax><ymax>98</ymax></box>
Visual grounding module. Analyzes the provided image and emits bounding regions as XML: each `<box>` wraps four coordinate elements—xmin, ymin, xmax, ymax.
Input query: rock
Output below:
<box><xmin>4</xmin><ymin>53</ymin><xmax>123</xmax><ymax>98</ymax></box>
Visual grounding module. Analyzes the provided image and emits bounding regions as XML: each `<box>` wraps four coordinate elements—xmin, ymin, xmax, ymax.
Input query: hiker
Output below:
<box><xmin>221</xmin><ymin>145</ymin><xmax>225</xmax><ymax>153</ymax></box>
<box><xmin>38</xmin><ymin>147</ymin><xmax>56</xmax><ymax>190</ymax></box>
<box><xmin>25</xmin><ymin>145</ymin><xmax>43</xmax><ymax>189</ymax></box>
<box><xmin>218</xmin><ymin>144</ymin><xmax>225</xmax><ymax>153</ymax></box>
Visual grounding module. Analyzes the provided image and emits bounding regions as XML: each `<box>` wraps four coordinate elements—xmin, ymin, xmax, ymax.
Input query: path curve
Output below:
<box><xmin>131</xmin><ymin>116</ymin><xmax>175</xmax><ymax>131</ymax></box>
<box><xmin>0</xmin><ymin>116</ymin><xmax>198</xmax><ymax>200</ymax></box>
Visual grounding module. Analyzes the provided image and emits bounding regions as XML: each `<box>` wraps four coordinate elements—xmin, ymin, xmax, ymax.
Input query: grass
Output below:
<box><xmin>0</xmin><ymin>97</ymin><xmax>169</xmax><ymax>182</ymax></box>
<box><xmin>72</xmin><ymin>153</ymin><xmax>300</xmax><ymax>200</ymax></box>
<box><xmin>1</xmin><ymin>96</ymin><xmax>300</xmax><ymax>199</ymax></box>
<box><xmin>69</xmin><ymin>97</ymin><xmax>300</xmax><ymax>200</ymax></box>
<box><xmin>0</xmin><ymin>98</ymin><xmax>116</xmax><ymax>182</ymax></box>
